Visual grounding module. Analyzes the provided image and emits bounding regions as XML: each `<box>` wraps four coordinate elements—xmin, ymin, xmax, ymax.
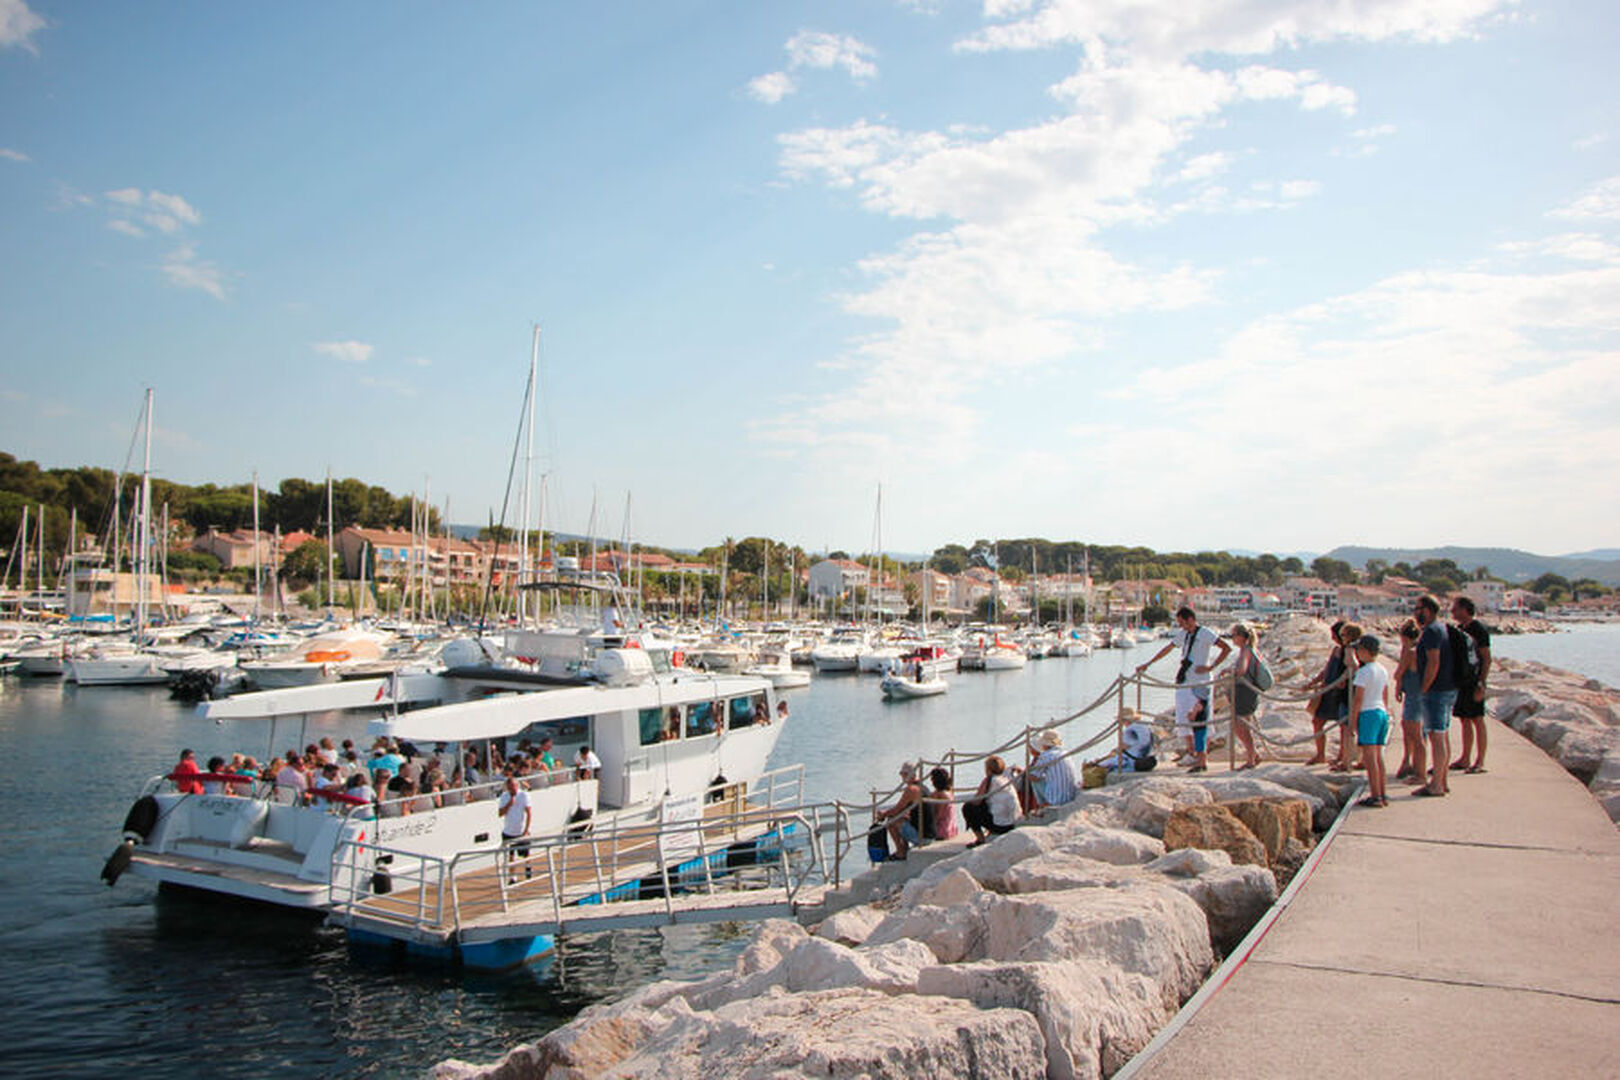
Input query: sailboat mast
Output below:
<box><xmin>325</xmin><ymin>468</ymin><xmax>335</xmax><ymax>611</ymax></box>
<box><xmin>518</xmin><ymin>325</ymin><xmax>539</xmax><ymax>623</ymax></box>
<box><xmin>251</xmin><ymin>469</ymin><xmax>262</xmax><ymax>624</ymax></box>
<box><xmin>136</xmin><ymin>389</ymin><xmax>153</xmax><ymax>634</ymax></box>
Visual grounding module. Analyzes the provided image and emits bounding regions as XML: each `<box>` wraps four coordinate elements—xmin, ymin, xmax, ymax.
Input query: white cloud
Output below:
<box><xmin>1550</xmin><ymin>176</ymin><xmax>1620</xmax><ymax>221</ymax></box>
<box><xmin>1573</xmin><ymin>133</ymin><xmax>1608</xmax><ymax>151</ymax></box>
<box><xmin>108</xmin><ymin>219</ymin><xmax>145</xmax><ymax>238</ymax></box>
<box><xmin>786</xmin><ymin>31</ymin><xmax>878</xmax><ymax>81</ymax></box>
<box><xmin>1173</xmin><ymin>151</ymin><xmax>1234</xmax><ymax>183</ymax></box>
<box><xmin>1499</xmin><ymin>233</ymin><xmax>1620</xmax><ymax>265</ymax></box>
<box><xmin>1102</xmin><ymin>254</ymin><xmax>1620</xmax><ymax>542</ymax></box>
<box><xmin>162</xmin><ymin>245</ymin><xmax>228</xmax><ymax>300</ymax></box>
<box><xmin>748</xmin><ymin>29</ymin><xmax>877</xmax><ymax>104</ymax></box>
<box><xmin>748</xmin><ymin>71</ymin><xmax>797</xmax><ymax>104</ymax></box>
<box><xmin>955</xmin><ymin>0</ymin><xmax>1512</xmax><ymax>58</ymax></box>
<box><xmin>103</xmin><ymin>188</ymin><xmax>204</xmax><ymax>235</ymax></box>
<box><xmin>0</xmin><ymin>0</ymin><xmax>45</xmax><ymax>52</ymax></box>
<box><xmin>312</xmin><ymin>340</ymin><xmax>374</xmax><ymax>365</ymax></box>
<box><xmin>0</xmin><ymin>147</ymin><xmax>30</xmax><ymax>162</ymax></box>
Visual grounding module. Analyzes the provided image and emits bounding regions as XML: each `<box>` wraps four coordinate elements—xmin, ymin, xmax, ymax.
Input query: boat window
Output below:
<box><xmin>641</xmin><ymin>705</ymin><xmax>673</xmax><ymax>748</ymax></box>
<box><xmin>510</xmin><ymin>717</ymin><xmax>589</xmax><ymax>757</ymax></box>
<box><xmin>686</xmin><ymin>701</ymin><xmax>717</xmax><ymax>738</ymax></box>
<box><xmin>729</xmin><ymin>694</ymin><xmax>764</xmax><ymax>729</ymax></box>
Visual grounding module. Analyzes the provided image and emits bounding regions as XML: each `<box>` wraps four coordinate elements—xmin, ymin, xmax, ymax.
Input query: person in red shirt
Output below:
<box><xmin>172</xmin><ymin>748</ymin><xmax>204</xmax><ymax>795</ymax></box>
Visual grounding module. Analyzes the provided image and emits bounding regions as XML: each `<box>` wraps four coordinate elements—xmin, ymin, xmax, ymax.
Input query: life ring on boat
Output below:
<box><xmin>672</xmin><ymin>649</ymin><xmax>685</xmax><ymax>667</ymax></box>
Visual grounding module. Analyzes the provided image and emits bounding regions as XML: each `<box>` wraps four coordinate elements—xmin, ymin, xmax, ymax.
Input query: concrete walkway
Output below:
<box><xmin>1136</xmin><ymin>720</ymin><xmax>1620</xmax><ymax>1078</ymax></box>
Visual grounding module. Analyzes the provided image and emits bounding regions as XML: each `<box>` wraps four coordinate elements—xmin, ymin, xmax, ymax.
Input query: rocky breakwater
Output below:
<box><xmin>433</xmin><ymin>766</ymin><xmax>1348</xmax><ymax>1080</ymax></box>
<box><xmin>1490</xmin><ymin>657</ymin><xmax>1620</xmax><ymax>824</ymax></box>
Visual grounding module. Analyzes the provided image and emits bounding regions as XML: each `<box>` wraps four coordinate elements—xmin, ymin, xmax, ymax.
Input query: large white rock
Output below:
<box><xmin>1145</xmin><ymin>847</ymin><xmax>1233</xmax><ymax>877</ymax></box>
<box><xmin>978</xmin><ymin>884</ymin><xmax>1213</xmax><ymax>1004</ymax></box>
<box><xmin>1000</xmin><ymin>852</ymin><xmax>1131</xmax><ymax>895</ymax></box>
<box><xmin>1050</xmin><ymin>822</ymin><xmax>1166</xmax><ymax>865</ymax></box>
<box><xmin>1161</xmin><ymin>863</ymin><xmax>1278</xmax><ymax>954</ymax></box>
<box><xmin>1246</xmin><ymin>764</ymin><xmax>1346</xmax><ymax>809</ymax></box>
<box><xmin>814</xmin><ymin>903</ymin><xmax>886</xmax><ymax>946</ymax></box>
<box><xmin>865</xmin><ymin>899</ymin><xmax>990</xmax><ymax>964</ymax></box>
<box><xmin>606</xmin><ymin>987</ymin><xmax>1049</xmax><ymax>1079</ymax></box>
<box><xmin>919</xmin><ymin>958</ymin><xmax>1172</xmax><ymax>1080</ymax></box>
<box><xmin>685</xmin><ymin>936</ymin><xmax>937</xmax><ymax>1011</ymax></box>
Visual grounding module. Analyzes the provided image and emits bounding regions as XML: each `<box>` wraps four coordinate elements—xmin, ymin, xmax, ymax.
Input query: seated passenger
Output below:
<box><xmin>928</xmin><ymin>767</ymin><xmax>959</xmax><ymax>840</ymax></box>
<box><xmin>172</xmin><ymin>748</ymin><xmax>204</xmax><ymax>795</ymax></box>
<box><xmin>202</xmin><ymin>756</ymin><xmax>230</xmax><ymax>795</ymax></box>
<box><xmin>1092</xmin><ymin>713</ymin><xmax>1158</xmax><ymax>773</ymax></box>
<box><xmin>1026</xmin><ymin>729</ymin><xmax>1078</xmax><ymax>809</ymax></box>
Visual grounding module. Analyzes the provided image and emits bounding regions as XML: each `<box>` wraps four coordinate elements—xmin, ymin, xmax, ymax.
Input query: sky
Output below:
<box><xmin>2</xmin><ymin>1</ymin><xmax>1618</xmax><ymax>560</ymax></box>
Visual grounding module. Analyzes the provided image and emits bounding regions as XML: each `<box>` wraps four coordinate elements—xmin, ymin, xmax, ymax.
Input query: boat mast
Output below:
<box><xmin>518</xmin><ymin>325</ymin><xmax>539</xmax><ymax>625</ymax></box>
<box><xmin>325</xmin><ymin>468</ymin><xmax>335</xmax><ymax>612</ymax></box>
<box><xmin>136</xmin><ymin>388</ymin><xmax>153</xmax><ymax>635</ymax></box>
<box><xmin>251</xmin><ymin>469</ymin><xmax>262</xmax><ymax>625</ymax></box>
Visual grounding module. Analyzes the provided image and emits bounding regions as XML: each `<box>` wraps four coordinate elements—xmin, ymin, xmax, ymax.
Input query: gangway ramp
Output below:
<box><xmin>327</xmin><ymin>792</ymin><xmax>849</xmax><ymax>967</ymax></box>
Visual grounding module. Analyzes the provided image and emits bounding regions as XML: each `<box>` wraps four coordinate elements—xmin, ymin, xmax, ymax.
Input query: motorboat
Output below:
<box><xmin>102</xmin><ymin>627</ymin><xmax>787</xmax><ymax>915</ymax></box>
<box><xmin>238</xmin><ymin>628</ymin><xmax>394</xmax><ymax>689</ymax></box>
<box><xmin>742</xmin><ymin>648</ymin><xmax>811</xmax><ymax>689</ymax></box>
<box><xmin>880</xmin><ymin>670</ymin><xmax>949</xmax><ymax>699</ymax></box>
<box><xmin>810</xmin><ymin>626</ymin><xmax>864</xmax><ymax>673</ymax></box>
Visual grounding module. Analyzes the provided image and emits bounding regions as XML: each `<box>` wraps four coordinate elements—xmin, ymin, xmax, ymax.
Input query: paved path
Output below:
<box><xmin>1137</xmin><ymin>720</ymin><xmax>1620</xmax><ymax>1078</ymax></box>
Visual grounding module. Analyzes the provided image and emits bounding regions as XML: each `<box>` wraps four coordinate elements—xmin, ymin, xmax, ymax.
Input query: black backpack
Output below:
<box><xmin>1447</xmin><ymin>623</ymin><xmax>1476</xmax><ymax>687</ymax></box>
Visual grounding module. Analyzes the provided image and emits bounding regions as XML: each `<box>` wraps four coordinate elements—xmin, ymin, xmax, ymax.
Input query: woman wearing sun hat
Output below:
<box><xmin>1027</xmin><ymin>728</ymin><xmax>1077</xmax><ymax>808</ymax></box>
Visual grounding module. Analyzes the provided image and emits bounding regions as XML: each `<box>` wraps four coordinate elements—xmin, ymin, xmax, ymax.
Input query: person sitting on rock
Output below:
<box><xmin>1026</xmin><ymin>729</ymin><xmax>1077</xmax><ymax>809</ymax></box>
<box><xmin>963</xmin><ymin>756</ymin><xmax>1021</xmax><ymax>848</ymax></box>
<box><xmin>1093</xmin><ymin>710</ymin><xmax>1157</xmax><ymax>773</ymax></box>
<box><xmin>878</xmin><ymin>763</ymin><xmax>926</xmax><ymax>860</ymax></box>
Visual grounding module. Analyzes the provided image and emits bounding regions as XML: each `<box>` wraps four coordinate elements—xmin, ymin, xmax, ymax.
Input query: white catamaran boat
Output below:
<box><xmin>102</xmin><ymin>629</ymin><xmax>787</xmax><ymax>938</ymax></box>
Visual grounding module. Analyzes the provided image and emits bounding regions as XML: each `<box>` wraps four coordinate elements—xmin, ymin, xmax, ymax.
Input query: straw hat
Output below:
<box><xmin>1117</xmin><ymin>708</ymin><xmax>1143</xmax><ymax>723</ymax></box>
<box><xmin>1038</xmin><ymin>728</ymin><xmax>1063</xmax><ymax>749</ymax></box>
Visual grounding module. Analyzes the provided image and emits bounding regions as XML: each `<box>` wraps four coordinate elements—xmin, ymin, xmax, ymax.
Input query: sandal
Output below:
<box><xmin>1356</xmin><ymin>796</ymin><xmax>1380</xmax><ymax>808</ymax></box>
<box><xmin>1466</xmin><ymin>765</ymin><xmax>1488</xmax><ymax>774</ymax></box>
<box><xmin>1186</xmin><ymin>764</ymin><xmax>1207</xmax><ymax>773</ymax></box>
<box><xmin>1413</xmin><ymin>787</ymin><xmax>1445</xmax><ymax>797</ymax></box>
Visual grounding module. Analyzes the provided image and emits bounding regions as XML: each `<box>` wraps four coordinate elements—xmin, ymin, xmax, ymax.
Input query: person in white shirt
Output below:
<box><xmin>574</xmin><ymin>745</ymin><xmax>602</xmax><ymax>780</ymax></box>
<box><xmin>1350</xmin><ymin>635</ymin><xmax>1393</xmax><ymax>808</ymax></box>
<box><xmin>497</xmin><ymin>775</ymin><xmax>532</xmax><ymax>884</ymax></box>
<box><xmin>1136</xmin><ymin>607</ymin><xmax>1230</xmax><ymax>771</ymax></box>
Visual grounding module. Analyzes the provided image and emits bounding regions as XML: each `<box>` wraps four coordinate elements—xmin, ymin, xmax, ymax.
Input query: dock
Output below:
<box><xmin>1127</xmin><ymin>721</ymin><xmax>1620</xmax><ymax>1077</ymax></box>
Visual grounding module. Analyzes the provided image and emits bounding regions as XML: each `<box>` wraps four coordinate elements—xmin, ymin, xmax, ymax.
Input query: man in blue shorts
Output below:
<box><xmin>1413</xmin><ymin>595</ymin><xmax>1455</xmax><ymax>797</ymax></box>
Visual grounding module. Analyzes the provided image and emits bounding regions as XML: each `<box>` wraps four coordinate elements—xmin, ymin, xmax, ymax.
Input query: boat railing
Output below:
<box><xmin>325</xmin><ymin>765</ymin><xmax>838</xmax><ymax>939</ymax></box>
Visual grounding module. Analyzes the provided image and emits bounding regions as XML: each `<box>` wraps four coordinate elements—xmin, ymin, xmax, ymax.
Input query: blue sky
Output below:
<box><xmin>2</xmin><ymin>1</ymin><xmax>1617</xmax><ymax>558</ymax></box>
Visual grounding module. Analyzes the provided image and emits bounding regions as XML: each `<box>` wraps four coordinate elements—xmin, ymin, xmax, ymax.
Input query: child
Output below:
<box><xmin>1349</xmin><ymin>634</ymin><xmax>1392</xmax><ymax>807</ymax></box>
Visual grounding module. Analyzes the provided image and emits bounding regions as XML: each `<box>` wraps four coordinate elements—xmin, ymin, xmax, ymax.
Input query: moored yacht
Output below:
<box><xmin>102</xmin><ymin>627</ymin><xmax>786</xmax><ymax>917</ymax></box>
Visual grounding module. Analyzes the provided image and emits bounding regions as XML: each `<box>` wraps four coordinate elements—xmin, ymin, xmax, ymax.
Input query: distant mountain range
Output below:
<box><xmin>1322</xmin><ymin>545</ymin><xmax>1620</xmax><ymax>586</ymax></box>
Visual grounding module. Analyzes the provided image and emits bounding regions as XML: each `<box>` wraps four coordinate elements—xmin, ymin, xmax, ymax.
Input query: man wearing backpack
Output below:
<box><xmin>1412</xmin><ymin>595</ymin><xmax>1456</xmax><ymax>797</ymax></box>
<box><xmin>1449</xmin><ymin>596</ymin><xmax>1493</xmax><ymax>774</ymax></box>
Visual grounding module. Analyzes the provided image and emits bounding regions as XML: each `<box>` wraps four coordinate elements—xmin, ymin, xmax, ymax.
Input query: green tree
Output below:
<box><xmin>281</xmin><ymin>539</ymin><xmax>332</xmax><ymax>586</ymax></box>
<box><xmin>1311</xmin><ymin>556</ymin><xmax>1356</xmax><ymax>584</ymax></box>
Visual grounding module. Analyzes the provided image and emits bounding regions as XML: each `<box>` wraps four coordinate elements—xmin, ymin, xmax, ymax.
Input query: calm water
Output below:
<box><xmin>2</xmin><ymin>624</ymin><xmax>1610</xmax><ymax>1077</ymax></box>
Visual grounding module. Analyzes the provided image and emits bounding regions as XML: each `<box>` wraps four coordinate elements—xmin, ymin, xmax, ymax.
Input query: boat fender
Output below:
<box><xmin>122</xmin><ymin>794</ymin><xmax>160</xmax><ymax>841</ymax></box>
<box><xmin>101</xmin><ymin>839</ymin><xmax>135</xmax><ymax>886</ymax></box>
<box><xmin>370</xmin><ymin>870</ymin><xmax>392</xmax><ymax>896</ymax></box>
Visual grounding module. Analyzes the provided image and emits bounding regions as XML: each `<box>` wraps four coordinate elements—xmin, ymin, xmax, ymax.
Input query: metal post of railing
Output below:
<box><xmin>655</xmin><ymin>831</ymin><xmax>675</xmax><ymax>921</ymax></box>
<box><xmin>498</xmin><ymin>842</ymin><xmax>510</xmax><ymax>912</ymax></box>
<box><xmin>1116</xmin><ymin>679</ymin><xmax>1126</xmax><ymax>769</ymax></box>
<box><xmin>547</xmin><ymin>846</ymin><xmax>562</xmax><ymax>925</ymax></box>
<box><xmin>1228</xmin><ymin>667</ymin><xmax>1238</xmax><ymax>772</ymax></box>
